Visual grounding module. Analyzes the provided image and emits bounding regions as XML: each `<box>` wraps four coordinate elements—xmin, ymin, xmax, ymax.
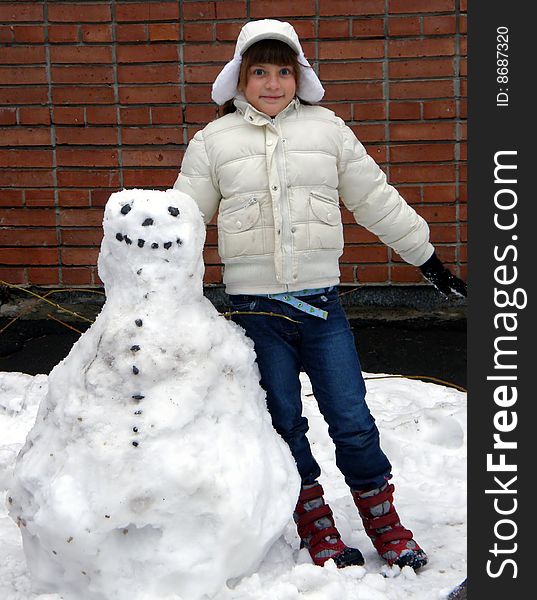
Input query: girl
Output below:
<box><xmin>174</xmin><ymin>19</ymin><xmax>466</xmax><ymax>570</ymax></box>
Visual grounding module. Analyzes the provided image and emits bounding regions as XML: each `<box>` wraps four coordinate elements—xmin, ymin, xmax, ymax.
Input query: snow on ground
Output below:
<box><xmin>0</xmin><ymin>370</ymin><xmax>466</xmax><ymax>600</ymax></box>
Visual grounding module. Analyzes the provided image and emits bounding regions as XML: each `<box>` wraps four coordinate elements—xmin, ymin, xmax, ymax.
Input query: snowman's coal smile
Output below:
<box><xmin>115</xmin><ymin>203</ymin><xmax>183</xmax><ymax>249</ymax></box>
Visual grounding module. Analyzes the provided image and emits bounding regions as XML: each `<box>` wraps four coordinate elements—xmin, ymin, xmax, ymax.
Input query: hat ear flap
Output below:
<box><xmin>212</xmin><ymin>56</ymin><xmax>242</xmax><ymax>105</ymax></box>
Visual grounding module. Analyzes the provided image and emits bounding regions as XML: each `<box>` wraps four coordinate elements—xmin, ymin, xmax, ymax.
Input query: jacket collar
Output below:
<box><xmin>233</xmin><ymin>95</ymin><xmax>300</xmax><ymax>126</ymax></box>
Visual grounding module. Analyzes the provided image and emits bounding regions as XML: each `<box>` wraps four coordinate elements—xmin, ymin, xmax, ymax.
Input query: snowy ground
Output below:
<box><xmin>0</xmin><ymin>370</ymin><xmax>466</xmax><ymax>600</ymax></box>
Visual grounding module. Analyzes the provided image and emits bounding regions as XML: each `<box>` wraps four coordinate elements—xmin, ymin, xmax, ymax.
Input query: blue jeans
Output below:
<box><xmin>229</xmin><ymin>288</ymin><xmax>392</xmax><ymax>490</ymax></box>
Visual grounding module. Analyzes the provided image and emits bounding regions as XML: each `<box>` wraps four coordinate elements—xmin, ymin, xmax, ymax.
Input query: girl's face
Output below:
<box><xmin>242</xmin><ymin>63</ymin><xmax>297</xmax><ymax>117</ymax></box>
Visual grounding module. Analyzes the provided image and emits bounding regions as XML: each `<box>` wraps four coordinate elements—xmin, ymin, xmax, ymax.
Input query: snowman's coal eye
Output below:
<box><xmin>164</xmin><ymin>242</ymin><xmax>172</xmax><ymax>249</ymax></box>
<box><xmin>142</xmin><ymin>218</ymin><xmax>154</xmax><ymax>226</ymax></box>
<box><xmin>168</xmin><ymin>206</ymin><xmax>179</xmax><ymax>217</ymax></box>
<box><xmin>120</xmin><ymin>204</ymin><xmax>131</xmax><ymax>215</ymax></box>
<box><xmin>151</xmin><ymin>243</ymin><xmax>159</xmax><ymax>249</ymax></box>
<box><xmin>116</xmin><ymin>233</ymin><xmax>124</xmax><ymax>241</ymax></box>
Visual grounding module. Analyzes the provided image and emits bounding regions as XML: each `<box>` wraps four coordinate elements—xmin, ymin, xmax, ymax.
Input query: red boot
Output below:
<box><xmin>352</xmin><ymin>483</ymin><xmax>428</xmax><ymax>570</ymax></box>
<box><xmin>294</xmin><ymin>482</ymin><xmax>364</xmax><ymax>568</ymax></box>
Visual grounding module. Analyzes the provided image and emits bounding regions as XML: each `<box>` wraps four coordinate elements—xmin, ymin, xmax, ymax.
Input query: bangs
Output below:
<box><xmin>243</xmin><ymin>39</ymin><xmax>298</xmax><ymax>66</ymax></box>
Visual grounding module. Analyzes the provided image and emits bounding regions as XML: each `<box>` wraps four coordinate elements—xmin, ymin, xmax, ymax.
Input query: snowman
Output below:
<box><xmin>8</xmin><ymin>188</ymin><xmax>300</xmax><ymax>600</ymax></box>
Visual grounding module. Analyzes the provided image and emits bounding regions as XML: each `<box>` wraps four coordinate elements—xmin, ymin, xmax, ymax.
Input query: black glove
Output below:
<box><xmin>419</xmin><ymin>252</ymin><xmax>467</xmax><ymax>298</ymax></box>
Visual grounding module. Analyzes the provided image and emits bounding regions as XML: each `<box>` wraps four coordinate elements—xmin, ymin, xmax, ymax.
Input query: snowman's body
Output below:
<box><xmin>8</xmin><ymin>189</ymin><xmax>300</xmax><ymax>600</ymax></box>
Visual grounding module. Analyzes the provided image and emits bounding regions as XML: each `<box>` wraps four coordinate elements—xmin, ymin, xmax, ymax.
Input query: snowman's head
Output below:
<box><xmin>99</xmin><ymin>189</ymin><xmax>206</xmax><ymax>294</ymax></box>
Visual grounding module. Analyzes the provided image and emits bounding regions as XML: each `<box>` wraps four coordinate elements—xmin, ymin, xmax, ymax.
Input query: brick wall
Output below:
<box><xmin>0</xmin><ymin>0</ymin><xmax>467</xmax><ymax>289</ymax></box>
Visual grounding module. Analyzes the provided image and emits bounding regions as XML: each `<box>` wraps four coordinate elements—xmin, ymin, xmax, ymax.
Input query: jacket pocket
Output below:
<box><xmin>217</xmin><ymin>195</ymin><xmax>263</xmax><ymax>259</ymax></box>
<box><xmin>309</xmin><ymin>191</ymin><xmax>340</xmax><ymax>226</ymax></box>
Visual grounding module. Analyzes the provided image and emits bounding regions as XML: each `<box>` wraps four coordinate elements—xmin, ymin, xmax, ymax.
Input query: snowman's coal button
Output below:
<box><xmin>132</xmin><ymin>441</ymin><xmax>139</xmax><ymax>447</ymax></box>
<box><xmin>137</xmin><ymin>239</ymin><xmax>145</xmax><ymax>248</ymax></box>
<box><xmin>130</xmin><ymin>345</ymin><xmax>140</xmax><ymax>352</ymax></box>
<box><xmin>116</xmin><ymin>233</ymin><xmax>124</xmax><ymax>242</ymax></box>
<box><xmin>135</xmin><ymin>319</ymin><xmax>143</xmax><ymax>327</ymax></box>
<box><xmin>132</xmin><ymin>366</ymin><xmax>139</xmax><ymax>375</ymax></box>
<box><xmin>151</xmin><ymin>243</ymin><xmax>159</xmax><ymax>249</ymax></box>
<box><xmin>125</xmin><ymin>236</ymin><xmax>132</xmax><ymax>245</ymax></box>
<box><xmin>168</xmin><ymin>206</ymin><xmax>179</xmax><ymax>217</ymax></box>
<box><xmin>120</xmin><ymin>204</ymin><xmax>131</xmax><ymax>215</ymax></box>
<box><xmin>164</xmin><ymin>241</ymin><xmax>172</xmax><ymax>249</ymax></box>
<box><xmin>142</xmin><ymin>218</ymin><xmax>154</xmax><ymax>227</ymax></box>
<box><xmin>132</xmin><ymin>394</ymin><xmax>145</xmax><ymax>401</ymax></box>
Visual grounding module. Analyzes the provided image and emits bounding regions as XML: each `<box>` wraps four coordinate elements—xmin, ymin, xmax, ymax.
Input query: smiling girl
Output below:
<box><xmin>174</xmin><ymin>19</ymin><xmax>465</xmax><ymax>571</ymax></box>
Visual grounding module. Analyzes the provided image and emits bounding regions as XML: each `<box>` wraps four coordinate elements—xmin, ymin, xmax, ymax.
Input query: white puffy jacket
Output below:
<box><xmin>174</xmin><ymin>97</ymin><xmax>434</xmax><ymax>295</ymax></box>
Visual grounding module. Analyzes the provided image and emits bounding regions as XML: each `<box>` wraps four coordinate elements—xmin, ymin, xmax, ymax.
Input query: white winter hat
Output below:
<box><xmin>211</xmin><ymin>19</ymin><xmax>325</xmax><ymax>105</ymax></box>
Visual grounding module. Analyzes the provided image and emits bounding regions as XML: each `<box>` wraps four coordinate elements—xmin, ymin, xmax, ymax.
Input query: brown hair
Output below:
<box><xmin>221</xmin><ymin>39</ymin><xmax>302</xmax><ymax>115</ymax></box>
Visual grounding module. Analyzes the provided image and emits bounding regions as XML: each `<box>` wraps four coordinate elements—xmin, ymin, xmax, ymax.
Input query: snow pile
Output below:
<box><xmin>6</xmin><ymin>189</ymin><xmax>300</xmax><ymax>600</ymax></box>
<box><xmin>1</xmin><ymin>370</ymin><xmax>466</xmax><ymax>600</ymax></box>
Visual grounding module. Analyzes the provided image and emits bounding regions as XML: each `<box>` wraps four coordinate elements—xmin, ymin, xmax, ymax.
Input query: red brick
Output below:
<box><xmin>344</xmin><ymin>228</ymin><xmax>378</xmax><ymax>244</ymax></box>
<box><xmin>13</xmin><ymin>25</ymin><xmax>46</xmax><ymax>43</ymax></box>
<box><xmin>122</xmin><ymin>169</ymin><xmax>178</xmax><ymax>188</ymax></box>
<box><xmin>184</xmin><ymin>85</ymin><xmax>212</xmax><ymax>103</ymax></box>
<box><xmin>48</xmin><ymin>3</ymin><xmax>111</xmax><ymax>23</ymax></box>
<box><xmin>57</xmin><ymin>170</ymin><xmax>120</xmax><ymax>188</ymax></box>
<box><xmin>120</xmin><ymin>107</ymin><xmax>151</xmax><ymax>125</ymax></box>
<box><xmin>459</xmin><ymin>14</ymin><xmax>467</xmax><ymax>34</ymax></box>
<box><xmin>320</xmin><ymin>40</ymin><xmax>384</xmax><ymax>60</ymax></box>
<box><xmin>86</xmin><ymin>106</ymin><xmax>118</xmax><ymax>125</ymax></box>
<box><xmin>318</xmin><ymin>20</ymin><xmax>350</xmax><ymax>39</ymax></box>
<box><xmin>0</xmin><ymin>47</ymin><xmax>46</xmax><ymax>64</ymax></box>
<box><xmin>116</xmin><ymin>24</ymin><xmax>147</xmax><ymax>42</ymax></box>
<box><xmin>390</xmin><ymin>164</ymin><xmax>455</xmax><ymax>184</ymax></box>
<box><xmin>0</xmin><ymin>229</ymin><xmax>57</xmax><ymax>247</ymax></box>
<box><xmin>415</xmin><ymin>205</ymin><xmax>456</xmax><ymax>223</ymax></box>
<box><xmin>61</xmin><ymin>229</ymin><xmax>103</xmax><ymax>246</ymax></box>
<box><xmin>81</xmin><ymin>24</ymin><xmax>113</xmax><ymax>43</ymax></box>
<box><xmin>388</xmin><ymin>16</ymin><xmax>421</xmax><ymax>36</ymax></box>
<box><xmin>429</xmin><ymin>224</ymin><xmax>458</xmax><ymax>243</ymax></box>
<box><xmin>203</xmin><ymin>265</ymin><xmax>223</xmax><ymax>284</ymax></box>
<box><xmin>250</xmin><ymin>0</ymin><xmax>315</xmax><ymax>17</ymax></box>
<box><xmin>215</xmin><ymin>23</ymin><xmax>243</xmax><ymax>42</ymax></box>
<box><xmin>0</xmin><ymin>149</ymin><xmax>53</xmax><ymax>168</ymax></box>
<box><xmin>324</xmin><ymin>82</ymin><xmax>384</xmax><ymax>102</ymax></box>
<box><xmin>423</xmin><ymin>100</ymin><xmax>457</xmax><ymax>119</ymax></box>
<box><xmin>119</xmin><ymin>86</ymin><xmax>181</xmax><ymax>104</ymax></box>
<box><xmin>116</xmin><ymin>2</ymin><xmax>180</xmax><ymax>22</ymax></box>
<box><xmin>121</xmin><ymin>127</ymin><xmax>183</xmax><ymax>145</ymax></box>
<box><xmin>116</xmin><ymin>44</ymin><xmax>178</xmax><ymax>63</ymax></box>
<box><xmin>0</xmin><ymin>247</ymin><xmax>59</xmax><ymax>266</ymax></box>
<box><xmin>91</xmin><ymin>189</ymin><xmax>116</xmax><ymax>206</ymax></box>
<box><xmin>57</xmin><ymin>149</ymin><xmax>119</xmax><ymax>168</ymax></box>
<box><xmin>320</xmin><ymin>0</ymin><xmax>384</xmax><ymax>16</ymax></box>
<box><xmin>0</xmin><ymin>267</ymin><xmax>26</xmax><ymax>284</ymax></box>
<box><xmin>151</xmin><ymin>106</ymin><xmax>183</xmax><ymax>125</ymax></box>
<box><xmin>0</xmin><ymin>87</ymin><xmax>48</xmax><ymax>104</ymax></box>
<box><xmin>0</xmin><ymin>66</ymin><xmax>47</xmax><ymax>85</ymax></box>
<box><xmin>389</xmin><ymin>38</ymin><xmax>455</xmax><ymax>58</ymax></box>
<box><xmin>123</xmin><ymin>149</ymin><xmax>184</xmax><ymax>167</ymax></box>
<box><xmin>184</xmin><ymin>43</ymin><xmax>234</xmax><ymax>63</ymax></box>
<box><xmin>0</xmin><ymin>3</ymin><xmax>44</xmax><ymax>22</ymax></box>
<box><xmin>56</xmin><ymin>127</ymin><xmax>118</xmax><ymax>145</ymax></box>
<box><xmin>353</xmin><ymin>102</ymin><xmax>386</xmax><ymax>121</ymax></box>
<box><xmin>349</xmin><ymin>123</ymin><xmax>385</xmax><ymax>143</ymax></box>
<box><xmin>53</xmin><ymin>86</ymin><xmax>115</xmax><ymax>105</ymax></box>
<box><xmin>0</xmin><ymin>190</ymin><xmax>23</xmax><ymax>207</ymax></box>
<box><xmin>423</xmin><ymin>185</ymin><xmax>457</xmax><ymax>203</ymax></box>
<box><xmin>0</xmin><ymin>26</ymin><xmax>13</xmax><ymax>44</ymax></box>
<box><xmin>351</xmin><ymin>19</ymin><xmax>384</xmax><ymax>38</ymax></box>
<box><xmin>62</xmin><ymin>248</ymin><xmax>99</xmax><ymax>266</ymax></box>
<box><xmin>53</xmin><ymin>107</ymin><xmax>85</xmax><ymax>125</ymax></box>
<box><xmin>391</xmin><ymin>143</ymin><xmax>454</xmax><ymax>163</ymax></box>
<box><xmin>18</xmin><ymin>107</ymin><xmax>51</xmax><ymax>125</ymax></box>
<box><xmin>62</xmin><ymin>267</ymin><xmax>94</xmax><ymax>285</ymax></box>
<box><xmin>185</xmin><ymin>105</ymin><xmax>218</xmax><ymax>124</ymax></box>
<box><xmin>319</xmin><ymin>61</ymin><xmax>383</xmax><ymax>81</ymax></box>
<box><xmin>48</xmin><ymin>25</ymin><xmax>79</xmax><ymax>43</ymax></box>
<box><xmin>325</xmin><ymin>102</ymin><xmax>352</xmax><ymax>120</ymax></box>
<box><xmin>0</xmin><ymin>108</ymin><xmax>17</xmax><ymax>125</ymax></box>
<box><xmin>390</xmin><ymin>122</ymin><xmax>455</xmax><ymax>141</ymax></box>
<box><xmin>25</xmin><ymin>189</ymin><xmax>56</xmax><ymax>207</ymax></box>
<box><xmin>215</xmin><ymin>1</ymin><xmax>246</xmax><ymax>18</ymax></box>
<box><xmin>59</xmin><ymin>208</ymin><xmax>104</xmax><ymax>227</ymax></box>
<box><xmin>118</xmin><ymin>64</ymin><xmax>179</xmax><ymax>84</ymax></box>
<box><xmin>388</xmin><ymin>0</ymin><xmax>455</xmax><ymax>13</ymax></box>
<box><xmin>0</xmin><ymin>170</ymin><xmax>54</xmax><ymax>188</ymax></box>
<box><xmin>184</xmin><ymin>64</ymin><xmax>221</xmax><ymax>84</ymax></box>
<box><xmin>389</xmin><ymin>102</ymin><xmax>421</xmax><ymax>120</ymax></box>
<box><xmin>58</xmin><ymin>190</ymin><xmax>91</xmax><ymax>207</ymax></box>
<box><xmin>50</xmin><ymin>46</ymin><xmax>112</xmax><ymax>64</ymax></box>
<box><xmin>390</xmin><ymin>79</ymin><xmax>454</xmax><ymax>99</ymax></box>
<box><xmin>423</xmin><ymin>16</ymin><xmax>457</xmax><ymax>35</ymax></box>
<box><xmin>391</xmin><ymin>265</ymin><xmax>422</xmax><ymax>283</ymax></box>
<box><xmin>52</xmin><ymin>66</ymin><xmax>114</xmax><ymax>85</ymax></box>
<box><xmin>0</xmin><ymin>128</ymin><xmax>51</xmax><ymax>146</ymax></box>
<box><xmin>356</xmin><ymin>265</ymin><xmax>388</xmax><ymax>283</ymax></box>
<box><xmin>389</xmin><ymin>58</ymin><xmax>455</xmax><ymax>79</ymax></box>
<box><xmin>27</xmin><ymin>267</ymin><xmax>60</xmax><ymax>285</ymax></box>
<box><xmin>0</xmin><ymin>208</ymin><xmax>56</xmax><ymax>227</ymax></box>
<box><xmin>149</xmin><ymin>23</ymin><xmax>181</xmax><ymax>41</ymax></box>
<box><xmin>182</xmin><ymin>1</ymin><xmax>216</xmax><ymax>20</ymax></box>
<box><xmin>341</xmin><ymin>245</ymin><xmax>388</xmax><ymax>263</ymax></box>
